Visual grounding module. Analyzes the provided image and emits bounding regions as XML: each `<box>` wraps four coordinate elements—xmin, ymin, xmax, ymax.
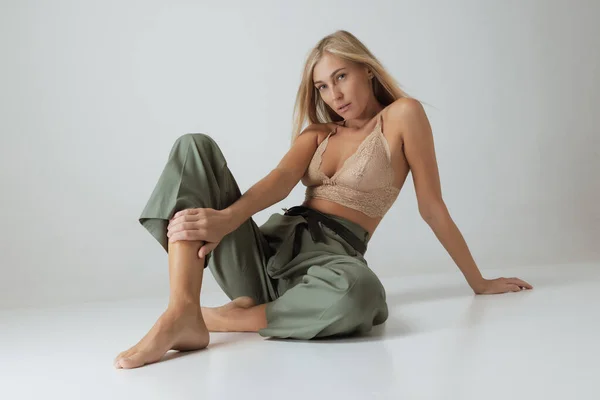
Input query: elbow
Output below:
<box><xmin>419</xmin><ymin>201</ymin><xmax>448</xmax><ymax>223</ymax></box>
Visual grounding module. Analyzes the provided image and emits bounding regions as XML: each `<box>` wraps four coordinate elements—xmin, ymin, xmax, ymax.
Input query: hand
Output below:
<box><xmin>167</xmin><ymin>208</ymin><xmax>234</xmax><ymax>258</ymax></box>
<box><xmin>472</xmin><ymin>277</ymin><xmax>534</xmax><ymax>295</ymax></box>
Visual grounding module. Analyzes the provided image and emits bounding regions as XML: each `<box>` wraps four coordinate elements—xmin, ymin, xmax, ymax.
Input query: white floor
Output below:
<box><xmin>1</xmin><ymin>262</ymin><xmax>599</xmax><ymax>400</ymax></box>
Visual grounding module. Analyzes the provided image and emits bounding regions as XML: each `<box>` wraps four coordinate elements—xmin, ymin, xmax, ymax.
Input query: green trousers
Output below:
<box><xmin>139</xmin><ymin>133</ymin><xmax>389</xmax><ymax>340</ymax></box>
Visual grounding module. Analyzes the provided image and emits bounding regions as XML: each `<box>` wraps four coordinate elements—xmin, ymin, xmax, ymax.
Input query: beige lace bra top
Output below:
<box><xmin>301</xmin><ymin>114</ymin><xmax>401</xmax><ymax>218</ymax></box>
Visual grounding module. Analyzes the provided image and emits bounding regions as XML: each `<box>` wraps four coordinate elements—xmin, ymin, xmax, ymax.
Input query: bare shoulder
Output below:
<box><xmin>389</xmin><ymin>97</ymin><xmax>425</xmax><ymax>115</ymax></box>
<box><xmin>300</xmin><ymin>121</ymin><xmax>339</xmax><ymax>146</ymax></box>
<box><xmin>383</xmin><ymin>98</ymin><xmax>429</xmax><ymax>142</ymax></box>
<box><xmin>388</xmin><ymin>98</ymin><xmax>428</xmax><ymax>129</ymax></box>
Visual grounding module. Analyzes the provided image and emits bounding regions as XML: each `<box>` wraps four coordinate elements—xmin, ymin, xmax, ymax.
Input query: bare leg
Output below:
<box><xmin>114</xmin><ymin>240</ymin><xmax>210</xmax><ymax>369</ymax></box>
<box><xmin>201</xmin><ymin>297</ymin><xmax>269</xmax><ymax>332</ymax></box>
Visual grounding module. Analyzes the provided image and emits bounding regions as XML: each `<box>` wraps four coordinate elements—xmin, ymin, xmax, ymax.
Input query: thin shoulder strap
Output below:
<box><xmin>326</xmin><ymin>127</ymin><xmax>336</xmax><ymax>139</ymax></box>
<box><xmin>328</xmin><ymin>122</ymin><xmax>341</xmax><ymax>136</ymax></box>
<box><xmin>318</xmin><ymin>125</ymin><xmax>336</xmax><ymax>148</ymax></box>
<box><xmin>332</xmin><ymin>119</ymin><xmax>346</xmax><ymax>134</ymax></box>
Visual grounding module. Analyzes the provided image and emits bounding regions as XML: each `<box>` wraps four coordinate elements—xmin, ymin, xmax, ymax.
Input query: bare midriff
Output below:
<box><xmin>301</xmin><ymin>197</ymin><xmax>383</xmax><ymax>238</ymax></box>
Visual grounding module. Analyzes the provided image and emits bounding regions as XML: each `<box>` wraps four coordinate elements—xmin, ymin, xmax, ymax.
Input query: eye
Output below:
<box><xmin>316</xmin><ymin>74</ymin><xmax>346</xmax><ymax>91</ymax></box>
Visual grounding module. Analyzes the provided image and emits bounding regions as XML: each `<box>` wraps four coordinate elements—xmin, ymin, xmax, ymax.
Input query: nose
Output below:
<box><xmin>329</xmin><ymin>86</ymin><xmax>343</xmax><ymax>102</ymax></box>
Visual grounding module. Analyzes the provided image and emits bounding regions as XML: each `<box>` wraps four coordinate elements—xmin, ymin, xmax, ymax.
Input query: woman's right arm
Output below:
<box><xmin>223</xmin><ymin>126</ymin><xmax>321</xmax><ymax>233</ymax></box>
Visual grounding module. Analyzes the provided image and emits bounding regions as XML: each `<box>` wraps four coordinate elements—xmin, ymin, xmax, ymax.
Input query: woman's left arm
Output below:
<box><xmin>394</xmin><ymin>98</ymin><xmax>533</xmax><ymax>294</ymax></box>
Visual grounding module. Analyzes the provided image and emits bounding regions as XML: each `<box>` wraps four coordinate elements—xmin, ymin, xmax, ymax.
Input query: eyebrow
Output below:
<box><xmin>313</xmin><ymin>67</ymin><xmax>346</xmax><ymax>85</ymax></box>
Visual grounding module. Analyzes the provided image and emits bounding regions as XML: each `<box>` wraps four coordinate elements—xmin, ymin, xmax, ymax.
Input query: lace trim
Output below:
<box><xmin>305</xmin><ymin>184</ymin><xmax>400</xmax><ymax>218</ymax></box>
<box><xmin>314</xmin><ymin>115</ymin><xmax>385</xmax><ymax>182</ymax></box>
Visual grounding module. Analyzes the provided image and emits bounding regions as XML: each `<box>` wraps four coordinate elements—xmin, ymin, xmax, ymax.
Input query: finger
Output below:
<box><xmin>167</xmin><ymin>222</ymin><xmax>183</xmax><ymax>237</ymax></box>
<box><xmin>170</xmin><ymin>233</ymin><xmax>187</xmax><ymax>242</ymax></box>
<box><xmin>170</xmin><ymin>222</ymin><xmax>195</xmax><ymax>233</ymax></box>
<box><xmin>168</xmin><ymin>216</ymin><xmax>179</xmax><ymax>228</ymax></box>
<box><xmin>169</xmin><ymin>231</ymin><xmax>199</xmax><ymax>243</ymax></box>
<box><xmin>175</xmin><ymin>208</ymin><xmax>200</xmax><ymax>218</ymax></box>
<box><xmin>169</xmin><ymin>215</ymin><xmax>185</xmax><ymax>227</ymax></box>
<box><xmin>198</xmin><ymin>242</ymin><xmax>216</xmax><ymax>258</ymax></box>
<box><xmin>508</xmin><ymin>284</ymin><xmax>522</xmax><ymax>292</ymax></box>
<box><xmin>170</xmin><ymin>213</ymin><xmax>201</xmax><ymax>228</ymax></box>
<box><xmin>173</xmin><ymin>208</ymin><xmax>195</xmax><ymax>220</ymax></box>
<box><xmin>173</xmin><ymin>209</ymin><xmax>187</xmax><ymax>219</ymax></box>
<box><xmin>508</xmin><ymin>278</ymin><xmax>533</xmax><ymax>289</ymax></box>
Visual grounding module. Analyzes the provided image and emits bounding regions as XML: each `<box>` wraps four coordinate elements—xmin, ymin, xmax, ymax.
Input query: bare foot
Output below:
<box><xmin>201</xmin><ymin>296</ymin><xmax>256</xmax><ymax>332</ymax></box>
<box><xmin>114</xmin><ymin>305</ymin><xmax>209</xmax><ymax>369</ymax></box>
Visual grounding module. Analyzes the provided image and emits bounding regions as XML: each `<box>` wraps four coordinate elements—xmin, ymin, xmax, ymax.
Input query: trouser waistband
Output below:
<box><xmin>282</xmin><ymin>205</ymin><xmax>367</xmax><ymax>257</ymax></box>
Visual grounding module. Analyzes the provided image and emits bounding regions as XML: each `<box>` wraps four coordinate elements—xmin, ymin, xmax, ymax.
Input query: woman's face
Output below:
<box><xmin>312</xmin><ymin>53</ymin><xmax>372</xmax><ymax>119</ymax></box>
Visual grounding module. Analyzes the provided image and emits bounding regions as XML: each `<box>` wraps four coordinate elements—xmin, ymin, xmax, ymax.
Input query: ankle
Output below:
<box><xmin>167</xmin><ymin>299</ymin><xmax>200</xmax><ymax>314</ymax></box>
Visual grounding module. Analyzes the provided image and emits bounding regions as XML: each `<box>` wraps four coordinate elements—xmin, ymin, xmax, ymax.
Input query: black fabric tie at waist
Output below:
<box><xmin>281</xmin><ymin>205</ymin><xmax>367</xmax><ymax>259</ymax></box>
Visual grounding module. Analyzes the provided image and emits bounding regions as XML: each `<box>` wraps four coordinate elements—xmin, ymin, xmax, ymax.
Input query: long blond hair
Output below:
<box><xmin>291</xmin><ymin>30</ymin><xmax>425</xmax><ymax>144</ymax></box>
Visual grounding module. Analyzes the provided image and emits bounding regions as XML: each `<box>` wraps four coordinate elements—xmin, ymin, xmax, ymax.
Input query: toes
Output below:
<box><xmin>114</xmin><ymin>351</ymin><xmax>133</xmax><ymax>367</ymax></box>
<box><xmin>118</xmin><ymin>356</ymin><xmax>138</xmax><ymax>369</ymax></box>
<box><xmin>119</xmin><ymin>351</ymin><xmax>154</xmax><ymax>369</ymax></box>
<box><xmin>116</xmin><ymin>349</ymin><xmax>134</xmax><ymax>360</ymax></box>
<box><xmin>114</xmin><ymin>347</ymin><xmax>139</xmax><ymax>365</ymax></box>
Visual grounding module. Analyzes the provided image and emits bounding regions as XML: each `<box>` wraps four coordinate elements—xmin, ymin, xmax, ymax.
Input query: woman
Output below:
<box><xmin>114</xmin><ymin>30</ymin><xmax>533</xmax><ymax>369</ymax></box>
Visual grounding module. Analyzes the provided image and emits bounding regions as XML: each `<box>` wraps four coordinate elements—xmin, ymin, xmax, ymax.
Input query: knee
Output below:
<box><xmin>174</xmin><ymin>133</ymin><xmax>216</xmax><ymax>148</ymax></box>
<box><xmin>333</xmin><ymin>269</ymin><xmax>385</xmax><ymax>317</ymax></box>
<box><xmin>171</xmin><ymin>133</ymin><xmax>224</xmax><ymax>163</ymax></box>
<box><xmin>309</xmin><ymin>268</ymin><xmax>388</xmax><ymax>338</ymax></box>
<box><xmin>308</xmin><ymin>265</ymin><xmax>384</xmax><ymax>322</ymax></box>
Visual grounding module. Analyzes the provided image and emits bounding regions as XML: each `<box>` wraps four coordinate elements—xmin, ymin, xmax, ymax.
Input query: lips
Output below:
<box><xmin>337</xmin><ymin>103</ymin><xmax>351</xmax><ymax>111</ymax></box>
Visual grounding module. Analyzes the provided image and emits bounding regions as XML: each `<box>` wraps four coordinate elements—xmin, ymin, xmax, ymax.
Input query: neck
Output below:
<box><xmin>343</xmin><ymin>97</ymin><xmax>384</xmax><ymax>130</ymax></box>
